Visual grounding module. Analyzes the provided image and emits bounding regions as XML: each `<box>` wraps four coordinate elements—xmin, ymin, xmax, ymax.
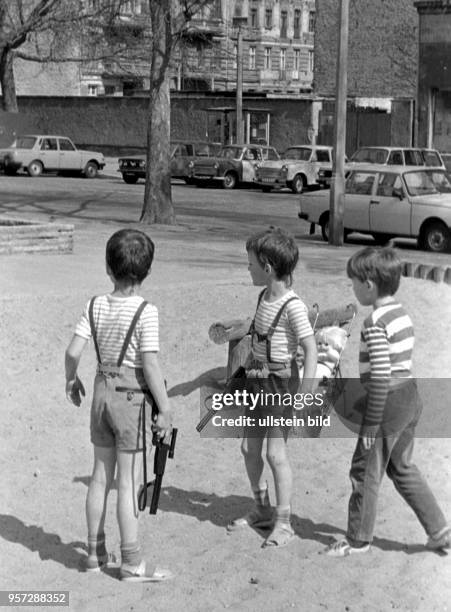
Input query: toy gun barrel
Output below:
<box><xmin>196</xmin><ymin>409</ymin><xmax>215</xmax><ymax>433</ymax></box>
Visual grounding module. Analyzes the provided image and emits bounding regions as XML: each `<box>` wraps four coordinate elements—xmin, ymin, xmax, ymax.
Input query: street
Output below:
<box><xmin>0</xmin><ymin>172</ymin><xmax>450</xmax><ymax>268</ymax></box>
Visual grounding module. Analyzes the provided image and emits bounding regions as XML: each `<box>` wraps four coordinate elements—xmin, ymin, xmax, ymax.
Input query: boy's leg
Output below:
<box><xmin>386</xmin><ymin>422</ymin><xmax>448</xmax><ymax>543</ymax></box>
<box><xmin>262</xmin><ymin>432</ymin><xmax>294</xmax><ymax>547</ymax></box>
<box><xmin>116</xmin><ymin>449</ymin><xmax>173</xmax><ymax>582</ymax></box>
<box><xmin>227</xmin><ymin>435</ymin><xmax>273</xmax><ymax>530</ymax></box>
<box><xmin>85</xmin><ymin>445</ymin><xmax>117</xmax><ymax>571</ymax></box>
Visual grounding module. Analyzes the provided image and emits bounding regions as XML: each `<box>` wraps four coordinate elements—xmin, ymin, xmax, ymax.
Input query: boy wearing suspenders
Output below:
<box><xmin>228</xmin><ymin>227</ymin><xmax>317</xmax><ymax>547</ymax></box>
<box><xmin>65</xmin><ymin>229</ymin><xmax>173</xmax><ymax>582</ymax></box>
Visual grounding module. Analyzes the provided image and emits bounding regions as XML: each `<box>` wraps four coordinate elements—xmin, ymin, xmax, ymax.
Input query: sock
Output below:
<box><xmin>274</xmin><ymin>505</ymin><xmax>291</xmax><ymax>525</ymax></box>
<box><xmin>121</xmin><ymin>541</ymin><xmax>141</xmax><ymax>567</ymax></box>
<box><xmin>252</xmin><ymin>486</ymin><xmax>271</xmax><ymax>516</ymax></box>
<box><xmin>88</xmin><ymin>534</ymin><xmax>107</xmax><ymax>558</ymax></box>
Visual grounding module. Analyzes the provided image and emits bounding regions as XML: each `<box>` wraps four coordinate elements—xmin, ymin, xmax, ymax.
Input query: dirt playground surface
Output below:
<box><xmin>1</xmin><ymin>217</ymin><xmax>450</xmax><ymax>612</ymax></box>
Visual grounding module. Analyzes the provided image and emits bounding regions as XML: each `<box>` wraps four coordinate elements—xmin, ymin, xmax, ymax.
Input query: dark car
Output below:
<box><xmin>117</xmin><ymin>141</ymin><xmax>221</xmax><ymax>184</ymax></box>
<box><xmin>190</xmin><ymin>144</ymin><xmax>280</xmax><ymax>189</ymax></box>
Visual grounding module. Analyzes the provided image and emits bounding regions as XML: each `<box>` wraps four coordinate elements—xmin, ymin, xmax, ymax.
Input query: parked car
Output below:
<box><xmin>190</xmin><ymin>144</ymin><xmax>280</xmax><ymax>189</ymax></box>
<box><xmin>0</xmin><ymin>135</ymin><xmax>105</xmax><ymax>178</ymax></box>
<box><xmin>254</xmin><ymin>145</ymin><xmax>334</xmax><ymax>194</ymax></box>
<box><xmin>117</xmin><ymin>141</ymin><xmax>221</xmax><ymax>184</ymax></box>
<box><xmin>298</xmin><ymin>164</ymin><xmax>451</xmax><ymax>252</ymax></box>
<box><xmin>318</xmin><ymin>146</ymin><xmax>445</xmax><ymax>188</ymax></box>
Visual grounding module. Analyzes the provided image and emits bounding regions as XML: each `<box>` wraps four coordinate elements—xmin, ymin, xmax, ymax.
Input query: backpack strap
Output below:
<box><xmin>116</xmin><ymin>300</ymin><xmax>149</xmax><ymax>368</ymax></box>
<box><xmin>265</xmin><ymin>296</ymin><xmax>299</xmax><ymax>363</ymax></box>
<box><xmin>88</xmin><ymin>296</ymin><xmax>102</xmax><ymax>364</ymax></box>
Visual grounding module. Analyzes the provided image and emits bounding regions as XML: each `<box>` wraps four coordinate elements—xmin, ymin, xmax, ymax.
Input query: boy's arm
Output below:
<box><xmin>65</xmin><ymin>334</ymin><xmax>87</xmax><ymax>406</ymax></box>
<box><xmin>298</xmin><ymin>334</ymin><xmax>318</xmax><ymax>394</ymax></box>
<box><xmin>361</xmin><ymin>325</ymin><xmax>391</xmax><ymax>449</ymax></box>
<box><xmin>141</xmin><ymin>351</ymin><xmax>172</xmax><ymax>440</ymax></box>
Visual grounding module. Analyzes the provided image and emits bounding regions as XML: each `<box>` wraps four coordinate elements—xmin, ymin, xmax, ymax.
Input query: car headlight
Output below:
<box><xmin>213</xmin><ymin>162</ymin><xmax>219</xmax><ymax>170</ymax></box>
<box><xmin>188</xmin><ymin>161</ymin><xmax>194</xmax><ymax>168</ymax></box>
<box><xmin>255</xmin><ymin>162</ymin><xmax>261</xmax><ymax>169</ymax></box>
<box><xmin>281</xmin><ymin>165</ymin><xmax>288</xmax><ymax>173</ymax></box>
<box><xmin>139</xmin><ymin>160</ymin><xmax>146</xmax><ymax>168</ymax></box>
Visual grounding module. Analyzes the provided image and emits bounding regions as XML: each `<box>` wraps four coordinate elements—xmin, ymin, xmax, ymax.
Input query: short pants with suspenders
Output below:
<box><xmin>244</xmin><ymin>289</ymin><xmax>301</xmax><ymax>422</ymax></box>
<box><xmin>89</xmin><ymin>297</ymin><xmax>153</xmax><ymax>451</ymax></box>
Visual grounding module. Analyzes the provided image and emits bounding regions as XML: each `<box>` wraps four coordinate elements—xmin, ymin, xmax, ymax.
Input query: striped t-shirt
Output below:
<box><xmin>251</xmin><ymin>289</ymin><xmax>313</xmax><ymax>363</ymax></box>
<box><xmin>74</xmin><ymin>294</ymin><xmax>159</xmax><ymax>368</ymax></box>
<box><xmin>359</xmin><ymin>301</ymin><xmax>414</xmax><ymax>425</ymax></box>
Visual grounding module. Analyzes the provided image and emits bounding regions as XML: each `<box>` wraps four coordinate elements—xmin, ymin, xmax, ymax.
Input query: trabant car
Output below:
<box><xmin>118</xmin><ymin>141</ymin><xmax>221</xmax><ymax>184</ymax></box>
<box><xmin>190</xmin><ymin>144</ymin><xmax>280</xmax><ymax>189</ymax></box>
<box><xmin>255</xmin><ymin>145</ymin><xmax>334</xmax><ymax>194</ymax></box>
<box><xmin>318</xmin><ymin>146</ymin><xmax>445</xmax><ymax>188</ymax></box>
<box><xmin>298</xmin><ymin>164</ymin><xmax>451</xmax><ymax>252</ymax></box>
<box><xmin>0</xmin><ymin>135</ymin><xmax>105</xmax><ymax>178</ymax></box>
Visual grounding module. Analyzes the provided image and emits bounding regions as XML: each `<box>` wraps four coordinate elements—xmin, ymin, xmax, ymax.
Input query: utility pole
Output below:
<box><xmin>329</xmin><ymin>0</ymin><xmax>349</xmax><ymax>246</ymax></box>
<box><xmin>233</xmin><ymin>16</ymin><xmax>246</xmax><ymax>144</ymax></box>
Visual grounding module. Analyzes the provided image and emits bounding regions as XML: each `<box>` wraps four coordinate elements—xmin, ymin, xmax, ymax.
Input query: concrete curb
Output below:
<box><xmin>402</xmin><ymin>260</ymin><xmax>451</xmax><ymax>284</ymax></box>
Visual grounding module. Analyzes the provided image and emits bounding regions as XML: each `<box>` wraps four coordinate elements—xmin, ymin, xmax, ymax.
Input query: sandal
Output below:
<box><xmin>262</xmin><ymin>522</ymin><xmax>294</xmax><ymax>548</ymax></box>
<box><xmin>227</xmin><ymin>509</ymin><xmax>273</xmax><ymax>532</ymax></box>
<box><xmin>325</xmin><ymin>539</ymin><xmax>370</xmax><ymax>557</ymax></box>
<box><xmin>85</xmin><ymin>552</ymin><xmax>119</xmax><ymax>573</ymax></box>
<box><xmin>120</xmin><ymin>560</ymin><xmax>174</xmax><ymax>583</ymax></box>
<box><xmin>426</xmin><ymin>526</ymin><xmax>451</xmax><ymax>551</ymax></box>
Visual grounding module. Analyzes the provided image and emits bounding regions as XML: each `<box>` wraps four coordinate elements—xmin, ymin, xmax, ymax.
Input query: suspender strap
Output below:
<box><xmin>116</xmin><ymin>300</ymin><xmax>148</xmax><ymax>368</ymax></box>
<box><xmin>248</xmin><ymin>289</ymin><xmax>267</xmax><ymax>335</ymax></box>
<box><xmin>88</xmin><ymin>297</ymin><xmax>102</xmax><ymax>364</ymax></box>
<box><xmin>265</xmin><ymin>296</ymin><xmax>298</xmax><ymax>363</ymax></box>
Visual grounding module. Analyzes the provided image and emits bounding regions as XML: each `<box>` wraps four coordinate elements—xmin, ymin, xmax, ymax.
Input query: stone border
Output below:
<box><xmin>0</xmin><ymin>218</ymin><xmax>74</xmax><ymax>254</ymax></box>
<box><xmin>402</xmin><ymin>261</ymin><xmax>451</xmax><ymax>284</ymax></box>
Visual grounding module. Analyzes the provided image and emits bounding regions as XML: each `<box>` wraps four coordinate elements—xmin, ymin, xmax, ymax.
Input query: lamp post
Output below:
<box><xmin>329</xmin><ymin>0</ymin><xmax>349</xmax><ymax>246</ymax></box>
<box><xmin>233</xmin><ymin>15</ymin><xmax>247</xmax><ymax>144</ymax></box>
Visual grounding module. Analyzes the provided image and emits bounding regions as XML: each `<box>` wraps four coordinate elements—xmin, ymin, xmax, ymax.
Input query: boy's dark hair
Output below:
<box><xmin>346</xmin><ymin>246</ymin><xmax>402</xmax><ymax>296</ymax></box>
<box><xmin>246</xmin><ymin>226</ymin><xmax>299</xmax><ymax>284</ymax></box>
<box><xmin>106</xmin><ymin>229</ymin><xmax>155</xmax><ymax>283</ymax></box>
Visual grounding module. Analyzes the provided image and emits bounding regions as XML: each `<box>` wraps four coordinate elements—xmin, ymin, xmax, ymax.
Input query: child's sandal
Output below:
<box><xmin>227</xmin><ymin>509</ymin><xmax>273</xmax><ymax>532</ymax></box>
<box><xmin>262</xmin><ymin>523</ymin><xmax>294</xmax><ymax>548</ymax></box>
<box><xmin>85</xmin><ymin>552</ymin><xmax>119</xmax><ymax>572</ymax></box>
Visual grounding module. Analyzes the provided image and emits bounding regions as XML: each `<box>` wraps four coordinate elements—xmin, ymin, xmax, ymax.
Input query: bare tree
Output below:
<box><xmin>140</xmin><ymin>0</ymin><xmax>218</xmax><ymax>224</ymax></box>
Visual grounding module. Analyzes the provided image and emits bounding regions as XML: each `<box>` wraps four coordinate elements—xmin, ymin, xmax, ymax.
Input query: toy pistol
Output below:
<box><xmin>148</xmin><ymin>402</ymin><xmax>178</xmax><ymax>514</ymax></box>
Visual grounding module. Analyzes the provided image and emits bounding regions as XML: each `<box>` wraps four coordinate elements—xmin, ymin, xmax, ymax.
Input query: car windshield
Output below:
<box><xmin>351</xmin><ymin>148</ymin><xmax>389</xmax><ymax>164</ymax></box>
<box><xmin>283</xmin><ymin>147</ymin><xmax>312</xmax><ymax>161</ymax></box>
<box><xmin>218</xmin><ymin>147</ymin><xmax>242</xmax><ymax>159</ymax></box>
<box><xmin>403</xmin><ymin>170</ymin><xmax>451</xmax><ymax>196</ymax></box>
<box><xmin>12</xmin><ymin>136</ymin><xmax>37</xmax><ymax>149</ymax></box>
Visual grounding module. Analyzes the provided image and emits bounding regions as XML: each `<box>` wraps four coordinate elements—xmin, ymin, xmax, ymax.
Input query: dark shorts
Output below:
<box><xmin>90</xmin><ymin>366</ymin><xmax>153</xmax><ymax>451</ymax></box>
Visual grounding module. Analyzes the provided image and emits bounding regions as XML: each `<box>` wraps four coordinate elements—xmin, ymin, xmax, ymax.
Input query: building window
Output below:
<box><xmin>250</xmin><ymin>7</ymin><xmax>258</xmax><ymax>27</ymax></box>
<box><xmin>280</xmin><ymin>10</ymin><xmax>287</xmax><ymax>38</ymax></box>
<box><xmin>88</xmin><ymin>84</ymin><xmax>98</xmax><ymax>96</ymax></box>
<box><xmin>280</xmin><ymin>48</ymin><xmax>286</xmax><ymax>70</ymax></box>
<box><xmin>294</xmin><ymin>49</ymin><xmax>301</xmax><ymax>71</ymax></box>
<box><xmin>265</xmin><ymin>8</ymin><xmax>272</xmax><ymax>29</ymax></box>
<box><xmin>105</xmin><ymin>85</ymin><xmax>115</xmax><ymax>95</ymax></box>
<box><xmin>308</xmin><ymin>50</ymin><xmax>314</xmax><ymax>72</ymax></box>
<box><xmin>264</xmin><ymin>47</ymin><xmax>271</xmax><ymax>70</ymax></box>
<box><xmin>308</xmin><ymin>11</ymin><xmax>316</xmax><ymax>32</ymax></box>
<box><xmin>249</xmin><ymin>46</ymin><xmax>256</xmax><ymax>69</ymax></box>
<box><xmin>294</xmin><ymin>9</ymin><xmax>301</xmax><ymax>38</ymax></box>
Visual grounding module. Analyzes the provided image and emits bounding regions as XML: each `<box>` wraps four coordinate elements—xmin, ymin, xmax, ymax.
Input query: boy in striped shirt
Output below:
<box><xmin>327</xmin><ymin>246</ymin><xmax>450</xmax><ymax>556</ymax></box>
<box><xmin>65</xmin><ymin>229</ymin><xmax>173</xmax><ymax>581</ymax></box>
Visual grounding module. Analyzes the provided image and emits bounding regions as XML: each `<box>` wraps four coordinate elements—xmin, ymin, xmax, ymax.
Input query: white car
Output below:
<box><xmin>255</xmin><ymin>145</ymin><xmax>334</xmax><ymax>194</ymax></box>
<box><xmin>298</xmin><ymin>164</ymin><xmax>451</xmax><ymax>252</ymax></box>
<box><xmin>0</xmin><ymin>135</ymin><xmax>105</xmax><ymax>178</ymax></box>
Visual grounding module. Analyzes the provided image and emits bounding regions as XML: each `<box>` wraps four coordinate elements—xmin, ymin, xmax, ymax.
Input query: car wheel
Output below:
<box><xmin>27</xmin><ymin>160</ymin><xmax>43</xmax><ymax>177</ymax></box>
<box><xmin>84</xmin><ymin>161</ymin><xmax>98</xmax><ymax>179</ymax></box>
<box><xmin>291</xmin><ymin>174</ymin><xmax>306</xmax><ymax>194</ymax></box>
<box><xmin>122</xmin><ymin>173</ymin><xmax>139</xmax><ymax>184</ymax></box>
<box><xmin>420</xmin><ymin>221</ymin><xmax>451</xmax><ymax>253</ymax></box>
<box><xmin>223</xmin><ymin>172</ymin><xmax>237</xmax><ymax>189</ymax></box>
<box><xmin>372</xmin><ymin>233</ymin><xmax>392</xmax><ymax>245</ymax></box>
<box><xmin>320</xmin><ymin>214</ymin><xmax>330</xmax><ymax>242</ymax></box>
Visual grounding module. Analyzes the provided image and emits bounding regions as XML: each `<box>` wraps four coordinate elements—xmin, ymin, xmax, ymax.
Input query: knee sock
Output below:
<box><xmin>252</xmin><ymin>485</ymin><xmax>271</xmax><ymax>516</ymax></box>
<box><xmin>120</xmin><ymin>541</ymin><xmax>141</xmax><ymax>567</ymax></box>
<box><xmin>274</xmin><ymin>505</ymin><xmax>291</xmax><ymax>526</ymax></box>
<box><xmin>88</xmin><ymin>533</ymin><xmax>107</xmax><ymax>558</ymax></box>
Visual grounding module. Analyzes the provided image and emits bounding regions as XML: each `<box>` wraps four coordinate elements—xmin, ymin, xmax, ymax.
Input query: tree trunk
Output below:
<box><xmin>0</xmin><ymin>47</ymin><xmax>18</xmax><ymax>112</ymax></box>
<box><xmin>140</xmin><ymin>0</ymin><xmax>176</xmax><ymax>225</ymax></box>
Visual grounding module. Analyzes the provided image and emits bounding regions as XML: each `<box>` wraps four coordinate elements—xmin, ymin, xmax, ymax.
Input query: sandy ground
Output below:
<box><xmin>1</xmin><ymin>216</ymin><xmax>451</xmax><ymax>612</ymax></box>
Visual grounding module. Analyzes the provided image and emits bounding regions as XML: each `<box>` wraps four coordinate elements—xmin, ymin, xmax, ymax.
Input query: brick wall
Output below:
<box><xmin>314</xmin><ymin>0</ymin><xmax>418</xmax><ymax>98</ymax></box>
